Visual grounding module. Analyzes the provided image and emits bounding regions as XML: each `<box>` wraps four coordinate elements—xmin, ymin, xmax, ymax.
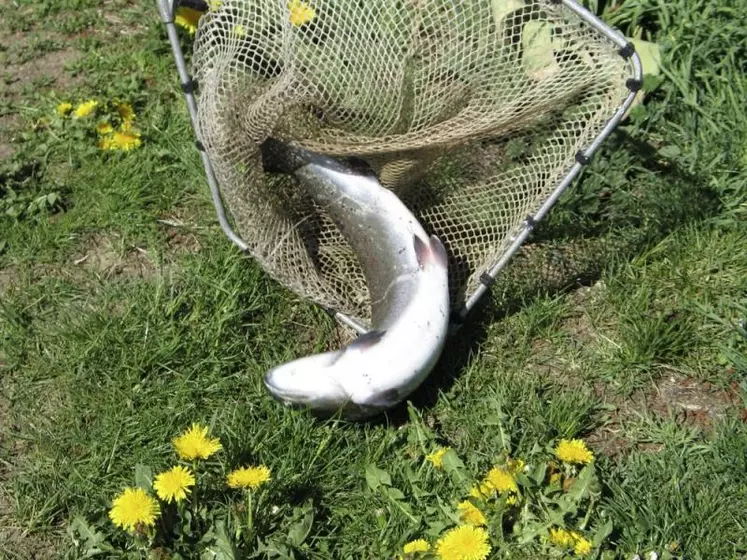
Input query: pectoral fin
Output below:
<box><xmin>414</xmin><ymin>234</ymin><xmax>449</xmax><ymax>269</ymax></box>
<box><xmin>362</xmin><ymin>388</ymin><xmax>401</xmax><ymax>408</ymax></box>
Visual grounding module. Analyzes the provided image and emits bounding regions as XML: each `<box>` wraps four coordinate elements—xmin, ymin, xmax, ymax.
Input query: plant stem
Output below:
<box><xmin>246</xmin><ymin>490</ymin><xmax>253</xmax><ymax>535</ymax></box>
<box><xmin>192</xmin><ymin>461</ymin><xmax>199</xmax><ymax>513</ymax></box>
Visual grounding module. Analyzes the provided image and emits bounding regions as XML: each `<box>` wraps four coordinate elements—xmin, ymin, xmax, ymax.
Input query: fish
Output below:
<box><xmin>260</xmin><ymin>138</ymin><xmax>450</xmax><ymax>420</ymax></box>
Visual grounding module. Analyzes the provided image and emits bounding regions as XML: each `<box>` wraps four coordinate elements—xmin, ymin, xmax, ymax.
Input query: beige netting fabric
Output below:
<box><xmin>191</xmin><ymin>0</ymin><xmax>632</xmax><ymax>326</ymax></box>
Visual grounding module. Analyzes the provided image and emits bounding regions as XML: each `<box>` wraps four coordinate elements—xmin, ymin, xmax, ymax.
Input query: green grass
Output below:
<box><xmin>1</xmin><ymin>0</ymin><xmax>746</xmax><ymax>558</ymax></box>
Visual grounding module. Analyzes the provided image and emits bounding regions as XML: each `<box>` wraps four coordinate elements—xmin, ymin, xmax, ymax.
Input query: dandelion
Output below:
<box><xmin>288</xmin><ymin>0</ymin><xmax>315</xmax><ymax>26</ymax></box>
<box><xmin>56</xmin><ymin>102</ymin><xmax>73</xmax><ymax>117</ymax></box>
<box><xmin>108</xmin><ymin>487</ymin><xmax>160</xmax><ymax>532</ymax></box>
<box><xmin>506</xmin><ymin>457</ymin><xmax>525</xmax><ymax>473</ymax></box>
<box><xmin>469</xmin><ymin>481</ymin><xmax>495</xmax><ymax>499</ymax></box>
<box><xmin>172</xmin><ymin>423</ymin><xmax>222</xmax><ymax>461</ymax></box>
<box><xmin>435</xmin><ymin>525</ymin><xmax>491</xmax><ymax>560</ymax></box>
<box><xmin>153</xmin><ymin>465</ymin><xmax>195</xmax><ymax>503</ymax></box>
<box><xmin>484</xmin><ymin>466</ymin><xmax>517</xmax><ymax>494</ymax></box>
<box><xmin>571</xmin><ymin>532</ymin><xmax>592</xmax><ymax>556</ymax></box>
<box><xmin>232</xmin><ymin>24</ymin><xmax>246</xmax><ymax>37</ymax></box>
<box><xmin>74</xmin><ymin>100</ymin><xmax>99</xmax><ymax>118</ymax></box>
<box><xmin>175</xmin><ymin>6</ymin><xmax>202</xmax><ymax>35</ymax></box>
<box><xmin>549</xmin><ymin>472</ymin><xmax>562</xmax><ymax>485</ymax></box>
<box><xmin>226</xmin><ymin>465</ymin><xmax>271</xmax><ymax>490</ymax></box>
<box><xmin>426</xmin><ymin>447</ymin><xmax>448</xmax><ymax>468</ymax></box>
<box><xmin>457</xmin><ymin>500</ymin><xmax>486</xmax><ymax>526</ymax></box>
<box><xmin>403</xmin><ymin>539</ymin><xmax>430</xmax><ymax>554</ymax></box>
<box><xmin>555</xmin><ymin>439</ymin><xmax>593</xmax><ymax>465</ymax></box>
<box><xmin>116</xmin><ymin>102</ymin><xmax>135</xmax><ymax>127</ymax></box>
<box><xmin>96</xmin><ymin>122</ymin><xmax>114</xmax><ymax>135</ymax></box>
<box><xmin>228</xmin><ymin>465</ymin><xmax>271</xmax><ymax>534</ymax></box>
<box><xmin>505</xmin><ymin>494</ymin><xmax>518</xmax><ymax>506</ymax></box>
<box><xmin>99</xmin><ymin>130</ymin><xmax>142</xmax><ymax>152</ymax></box>
<box><xmin>548</xmin><ymin>527</ymin><xmax>575</xmax><ymax>548</ymax></box>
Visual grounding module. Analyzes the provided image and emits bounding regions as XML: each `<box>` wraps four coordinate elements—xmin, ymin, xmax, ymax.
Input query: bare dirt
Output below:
<box><xmin>72</xmin><ymin>233</ymin><xmax>159</xmax><ymax>281</ymax></box>
<box><xmin>0</xmin><ymin>28</ymin><xmax>82</xmax><ymax>161</ymax></box>
<box><xmin>588</xmin><ymin>372</ymin><xmax>741</xmax><ymax>457</ymax></box>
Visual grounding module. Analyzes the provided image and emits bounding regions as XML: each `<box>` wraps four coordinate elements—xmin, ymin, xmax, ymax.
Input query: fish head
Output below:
<box><xmin>263</xmin><ymin>352</ymin><xmax>350</xmax><ymax>413</ymax></box>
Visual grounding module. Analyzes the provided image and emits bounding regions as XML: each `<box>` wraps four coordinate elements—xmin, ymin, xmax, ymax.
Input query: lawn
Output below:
<box><xmin>1</xmin><ymin>0</ymin><xmax>746</xmax><ymax>558</ymax></box>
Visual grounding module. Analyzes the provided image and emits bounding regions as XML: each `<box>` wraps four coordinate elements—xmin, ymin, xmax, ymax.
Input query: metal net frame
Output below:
<box><xmin>157</xmin><ymin>0</ymin><xmax>642</xmax><ymax>334</ymax></box>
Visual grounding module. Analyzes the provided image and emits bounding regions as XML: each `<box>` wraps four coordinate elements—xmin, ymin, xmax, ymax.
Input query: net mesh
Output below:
<box><xmin>191</xmin><ymin>0</ymin><xmax>632</xmax><ymax>326</ymax></box>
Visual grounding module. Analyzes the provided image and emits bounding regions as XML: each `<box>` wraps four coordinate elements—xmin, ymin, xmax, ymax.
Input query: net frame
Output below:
<box><xmin>157</xmin><ymin>0</ymin><xmax>643</xmax><ymax>335</ymax></box>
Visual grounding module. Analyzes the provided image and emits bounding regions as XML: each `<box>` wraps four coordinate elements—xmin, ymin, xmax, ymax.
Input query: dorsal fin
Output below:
<box><xmin>429</xmin><ymin>235</ymin><xmax>449</xmax><ymax>268</ymax></box>
<box><xmin>413</xmin><ymin>235</ymin><xmax>428</xmax><ymax>269</ymax></box>
<box><xmin>414</xmin><ymin>235</ymin><xmax>449</xmax><ymax>269</ymax></box>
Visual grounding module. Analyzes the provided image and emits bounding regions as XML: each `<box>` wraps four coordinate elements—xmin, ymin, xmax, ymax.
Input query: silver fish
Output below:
<box><xmin>261</xmin><ymin>139</ymin><xmax>450</xmax><ymax>420</ymax></box>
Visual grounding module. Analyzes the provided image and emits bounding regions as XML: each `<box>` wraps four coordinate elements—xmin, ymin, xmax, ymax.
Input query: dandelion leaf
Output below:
<box><xmin>287</xmin><ymin>501</ymin><xmax>314</xmax><ymax>548</ymax></box>
<box><xmin>441</xmin><ymin>448</ymin><xmax>468</xmax><ymax>487</ymax></box>
<box><xmin>68</xmin><ymin>516</ymin><xmax>111</xmax><ymax>557</ymax></box>
<box><xmin>202</xmin><ymin>520</ymin><xmax>240</xmax><ymax>560</ymax></box>
<box><xmin>566</xmin><ymin>463</ymin><xmax>599</xmax><ymax>501</ymax></box>
<box><xmin>592</xmin><ymin>518</ymin><xmax>614</xmax><ymax>547</ymax></box>
<box><xmin>365</xmin><ymin>464</ymin><xmax>391</xmax><ymax>491</ymax></box>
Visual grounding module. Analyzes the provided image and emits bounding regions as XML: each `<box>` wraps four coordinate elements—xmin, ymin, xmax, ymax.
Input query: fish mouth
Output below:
<box><xmin>263</xmin><ymin>373</ymin><xmax>359</xmax><ymax>416</ymax></box>
<box><xmin>263</xmin><ymin>374</ymin><xmax>301</xmax><ymax>407</ymax></box>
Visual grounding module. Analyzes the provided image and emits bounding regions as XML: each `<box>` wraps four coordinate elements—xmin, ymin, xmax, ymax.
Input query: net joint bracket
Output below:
<box><xmin>479</xmin><ymin>272</ymin><xmax>496</xmax><ymax>288</ymax></box>
<box><xmin>181</xmin><ymin>78</ymin><xmax>199</xmax><ymax>94</ymax></box>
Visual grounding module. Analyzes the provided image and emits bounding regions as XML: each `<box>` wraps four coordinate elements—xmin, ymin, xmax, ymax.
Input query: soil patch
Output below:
<box><xmin>72</xmin><ymin>234</ymin><xmax>158</xmax><ymax>280</ymax></box>
<box><xmin>588</xmin><ymin>373</ymin><xmax>740</xmax><ymax>457</ymax></box>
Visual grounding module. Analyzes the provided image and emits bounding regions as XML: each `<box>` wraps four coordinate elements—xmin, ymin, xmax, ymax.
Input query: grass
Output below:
<box><xmin>1</xmin><ymin>0</ymin><xmax>746</xmax><ymax>558</ymax></box>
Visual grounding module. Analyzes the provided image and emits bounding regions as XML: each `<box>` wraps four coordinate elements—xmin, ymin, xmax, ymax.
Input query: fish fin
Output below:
<box><xmin>326</xmin><ymin>349</ymin><xmax>347</xmax><ymax>366</ymax></box>
<box><xmin>344</xmin><ymin>157</ymin><xmax>377</xmax><ymax>178</ymax></box>
<box><xmin>414</xmin><ymin>235</ymin><xmax>449</xmax><ymax>269</ymax></box>
<box><xmin>362</xmin><ymin>388</ymin><xmax>401</xmax><ymax>409</ymax></box>
<box><xmin>429</xmin><ymin>235</ymin><xmax>449</xmax><ymax>269</ymax></box>
<box><xmin>413</xmin><ymin>235</ymin><xmax>429</xmax><ymax>269</ymax></box>
<box><xmin>347</xmin><ymin>330</ymin><xmax>386</xmax><ymax>351</ymax></box>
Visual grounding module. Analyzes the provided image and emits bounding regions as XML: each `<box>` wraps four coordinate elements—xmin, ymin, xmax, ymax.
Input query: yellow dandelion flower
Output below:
<box><xmin>232</xmin><ymin>24</ymin><xmax>246</xmax><ymax>37</ymax></box>
<box><xmin>505</xmin><ymin>494</ymin><xmax>518</xmax><ymax>506</ymax></box>
<box><xmin>403</xmin><ymin>538</ymin><xmax>430</xmax><ymax>554</ymax></box>
<box><xmin>108</xmin><ymin>487</ymin><xmax>160</xmax><ymax>532</ymax></box>
<box><xmin>56</xmin><ymin>102</ymin><xmax>73</xmax><ymax>117</ymax></box>
<box><xmin>426</xmin><ymin>447</ymin><xmax>449</xmax><ymax>468</ymax></box>
<box><xmin>116</xmin><ymin>102</ymin><xmax>135</xmax><ymax>126</ymax></box>
<box><xmin>485</xmin><ymin>466</ymin><xmax>517</xmax><ymax>494</ymax></box>
<box><xmin>96</xmin><ymin>122</ymin><xmax>114</xmax><ymax>135</ymax></box>
<box><xmin>436</xmin><ymin>525</ymin><xmax>491</xmax><ymax>560</ymax></box>
<box><xmin>548</xmin><ymin>527</ymin><xmax>574</xmax><ymax>548</ymax></box>
<box><xmin>288</xmin><ymin>0</ymin><xmax>315</xmax><ymax>26</ymax></box>
<box><xmin>571</xmin><ymin>532</ymin><xmax>592</xmax><ymax>556</ymax></box>
<box><xmin>172</xmin><ymin>423</ymin><xmax>222</xmax><ymax>461</ymax></box>
<box><xmin>175</xmin><ymin>6</ymin><xmax>202</xmax><ymax>35</ymax></box>
<box><xmin>457</xmin><ymin>500</ymin><xmax>486</xmax><ymax>526</ymax></box>
<box><xmin>99</xmin><ymin>130</ymin><xmax>142</xmax><ymax>152</ymax></box>
<box><xmin>507</xmin><ymin>457</ymin><xmax>525</xmax><ymax>473</ymax></box>
<box><xmin>226</xmin><ymin>465</ymin><xmax>271</xmax><ymax>490</ymax></box>
<box><xmin>555</xmin><ymin>439</ymin><xmax>593</xmax><ymax>465</ymax></box>
<box><xmin>153</xmin><ymin>465</ymin><xmax>195</xmax><ymax>503</ymax></box>
<box><xmin>74</xmin><ymin>100</ymin><xmax>99</xmax><ymax>119</ymax></box>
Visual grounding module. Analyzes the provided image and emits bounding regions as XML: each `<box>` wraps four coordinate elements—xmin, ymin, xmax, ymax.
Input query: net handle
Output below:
<box><xmin>455</xmin><ymin>0</ymin><xmax>644</xmax><ymax>325</ymax></box>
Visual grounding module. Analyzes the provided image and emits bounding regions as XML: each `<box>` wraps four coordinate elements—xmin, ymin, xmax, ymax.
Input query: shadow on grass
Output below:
<box><xmin>372</xmin><ymin>130</ymin><xmax>724</xmax><ymax>425</ymax></box>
